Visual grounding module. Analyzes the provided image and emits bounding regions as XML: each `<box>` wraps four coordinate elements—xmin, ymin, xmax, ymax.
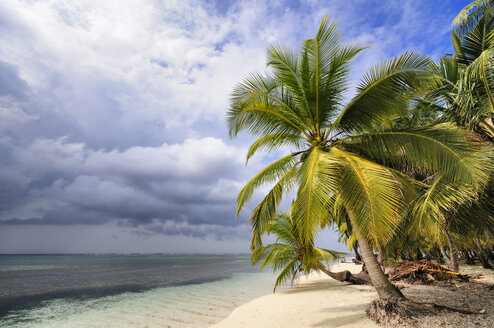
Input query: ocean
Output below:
<box><xmin>0</xmin><ymin>254</ymin><xmax>281</xmax><ymax>327</ymax></box>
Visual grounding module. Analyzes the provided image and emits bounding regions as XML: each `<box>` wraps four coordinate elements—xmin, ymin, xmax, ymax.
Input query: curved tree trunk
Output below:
<box><xmin>443</xmin><ymin>220</ymin><xmax>459</xmax><ymax>272</ymax></box>
<box><xmin>376</xmin><ymin>241</ymin><xmax>383</xmax><ymax>266</ymax></box>
<box><xmin>353</xmin><ymin>244</ymin><xmax>362</xmax><ymax>261</ymax></box>
<box><xmin>317</xmin><ymin>265</ymin><xmax>371</xmax><ymax>285</ymax></box>
<box><xmin>350</xmin><ymin>225</ymin><xmax>404</xmax><ymax>300</ymax></box>
<box><xmin>476</xmin><ymin>250</ymin><xmax>493</xmax><ymax>269</ymax></box>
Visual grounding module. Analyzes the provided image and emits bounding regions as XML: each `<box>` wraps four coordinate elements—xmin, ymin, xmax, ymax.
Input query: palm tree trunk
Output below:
<box><xmin>462</xmin><ymin>248</ymin><xmax>475</xmax><ymax>265</ymax></box>
<box><xmin>317</xmin><ymin>265</ymin><xmax>371</xmax><ymax>285</ymax></box>
<box><xmin>291</xmin><ymin>263</ymin><xmax>302</xmax><ymax>286</ymax></box>
<box><xmin>352</xmin><ymin>228</ymin><xmax>404</xmax><ymax>300</ymax></box>
<box><xmin>475</xmin><ymin>236</ymin><xmax>493</xmax><ymax>270</ymax></box>
<box><xmin>416</xmin><ymin>248</ymin><xmax>423</xmax><ymax>260</ymax></box>
<box><xmin>376</xmin><ymin>241</ymin><xmax>383</xmax><ymax>266</ymax></box>
<box><xmin>443</xmin><ymin>219</ymin><xmax>459</xmax><ymax>272</ymax></box>
<box><xmin>439</xmin><ymin>245</ymin><xmax>450</xmax><ymax>265</ymax></box>
<box><xmin>353</xmin><ymin>244</ymin><xmax>362</xmax><ymax>261</ymax></box>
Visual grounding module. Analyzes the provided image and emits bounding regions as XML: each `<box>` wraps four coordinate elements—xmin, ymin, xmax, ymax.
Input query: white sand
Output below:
<box><xmin>212</xmin><ymin>262</ymin><xmax>379</xmax><ymax>328</ymax></box>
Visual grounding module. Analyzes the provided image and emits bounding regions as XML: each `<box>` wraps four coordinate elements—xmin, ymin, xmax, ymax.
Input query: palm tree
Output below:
<box><xmin>252</xmin><ymin>212</ymin><xmax>345</xmax><ymax>291</ymax></box>
<box><xmin>381</xmin><ymin>90</ymin><xmax>492</xmax><ymax>272</ymax></box>
<box><xmin>416</xmin><ymin>3</ymin><xmax>494</xmax><ymax>271</ymax></box>
<box><xmin>228</xmin><ymin>17</ymin><xmax>488</xmax><ymax>300</ymax></box>
<box><xmin>437</xmin><ymin>6</ymin><xmax>494</xmax><ymax>140</ymax></box>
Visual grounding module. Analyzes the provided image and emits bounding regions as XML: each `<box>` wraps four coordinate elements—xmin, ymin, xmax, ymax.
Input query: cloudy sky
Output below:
<box><xmin>0</xmin><ymin>0</ymin><xmax>468</xmax><ymax>253</ymax></box>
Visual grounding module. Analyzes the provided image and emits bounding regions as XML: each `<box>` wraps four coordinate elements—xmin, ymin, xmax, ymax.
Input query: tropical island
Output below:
<box><xmin>218</xmin><ymin>1</ymin><xmax>494</xmax><ymax>327</ymax></box>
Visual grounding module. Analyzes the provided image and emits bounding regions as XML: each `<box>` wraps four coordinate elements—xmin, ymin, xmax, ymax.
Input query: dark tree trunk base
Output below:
<box><xmin>319</xmin><ymin>267</ymin><xmax>373</xmax><ymax>285</ymax></box>
<box><xmin>464</xmin><ymin>252</ymin><xmax>475</xmax><ymax>265</ymax></box>
<box><xmin>478</xmin><ymin>254</ymin><xmax>493</xmax><ymax>270</ymax></box>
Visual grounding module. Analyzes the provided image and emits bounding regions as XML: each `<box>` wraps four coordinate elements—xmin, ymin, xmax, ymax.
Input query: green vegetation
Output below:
<box><xmin>252</xmin><ymin>212</ymin><xmax>344</xmax><ymax>291</ymax></box>
<box><xmin>227</xmin><ymin>0</ymin><xmax>494</xmax><ymax>304</ymax></box>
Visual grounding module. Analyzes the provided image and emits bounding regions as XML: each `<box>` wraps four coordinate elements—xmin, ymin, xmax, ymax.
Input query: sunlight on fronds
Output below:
<box><xmin>335</xmin><ymin>51</ymin><xmax>438</xmax><ymax>133</ymax></box>
<box><xmin>246</xmin><ymin>133</ymin><xmax>303</xmax><ymax>163</ymax></box>
<box><xmin>333</xmin><ymin>149</ymin><xmax>404</xmax><ymax>244</ymax></box>
<box><xmin>292</xmin><ymin>147</ymin><xmax>341</xmax><ymax>244</ymax></box>
<box><xmin>345</xmin><ymin>125</ymin><xmax>491</xmax><ymax>189</ymax></box>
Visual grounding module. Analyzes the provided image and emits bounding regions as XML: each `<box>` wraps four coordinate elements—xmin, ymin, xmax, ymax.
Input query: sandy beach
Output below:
<box><xmin>212</xmin><ymin>262</ymin><xmax>379</xmax><ymax>328</ymax></box>
<box><xmin>212</xmin><ymin>262</ymin><xmax>494</xmax><ymax>328</ymax></box>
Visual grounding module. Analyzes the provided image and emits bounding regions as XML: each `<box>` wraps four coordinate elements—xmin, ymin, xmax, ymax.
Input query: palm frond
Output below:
<box><xmin>228</xmin><ymin>72</ymin><xmax>309</xmax><ymax>138</ymax></box>
<box><xmin>453</xmin><ymin>1</ymin><xmax>494</xmax><ymax>37</ymax></box>
<box><xmin>237</xmin><ymin>154</ymin><xmax>298</xmax><ymax>216</ymax></box>
<box><xmin>269</xmin><ymin>214</ymin><xmax>300</xmax><ymax>248</ymax></box>
<box><xmin>292</xmin><ymin>147</ymin><xmax>341</xmax><ymax>244</ymax></box>
<box><xmin>410</xmin><ymin>177</ymin><xmax>477</xmax><ymax>236</ymax></box>
<box><xmin>314</xmin><ymin>247</ymin><xmax>346</xmax><ymax>260</ymax></box>
<box><xmin>453</xmin><ymin>1</ymin><xmax>490</xmax><ymax>26</ymax></box>
<box><xmin>453</xmin><ymin>13</ymin><xmax>494</xmax><ymax>65</ymax></box>
<box><xmin>333</xmin><ymin>148</ymin><xmax>404</xmax><ymax>243</ymax></box>
<box><xmin>335</xmin><ymin>51</ymin><xmax>437</xmax><ymax>133</ymax></box>
<box><xmin>273</xmin><ymin>258</ymin><xmax>299</xmax><ymax>292</ymax></box>
<box><xmin>463</xmin><ymin>47</ymin><xmax>494</xmax><ymax>112</ymax></box>
<box><xmin>246</xmin><ymin>133</ymin><xmax>303</xmax><ymax>163</ymax></box>
<box><xmin>253</xmin><ymin>243</ymin><xmax>298</xmax><ymax>270</ymax></box>
<box><xmin>317</xmin><ymin>43</ymin><xmax>369</xmax><ymax>129</ymax></box>
<box><xmin>344</xmin><ymin>125</ymin><xmax>491</xmax><ymax>188</ymax></box>
<box><xmin>303</xmin><ymin>16</ymin><xmax>341</xmax><ymax>134</ymax></box>
<box><xmin>248</xmin><ymin>164</ymin><xmax>300</xmax><ymax>253</ymax></box>
<box><xmin>266</xmin><ymin>44</ymin><xmax>313</xmax><ymax>126</ymax></box>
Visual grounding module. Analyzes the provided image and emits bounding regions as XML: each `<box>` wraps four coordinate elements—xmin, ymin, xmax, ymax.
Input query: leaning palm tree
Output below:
<box><xmin>228</xmin><ymin>17</ymin><xmax>488</xmax><ymax>300</ymax></box>
<box><xmin>253</xmin><ymin>212</ymin><xmax>345</xmax><ymax>291</ymax></box>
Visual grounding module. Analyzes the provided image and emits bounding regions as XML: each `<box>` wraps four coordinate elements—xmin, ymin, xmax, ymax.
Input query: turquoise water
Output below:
<box><xmin>0</xmin><ymin>254</ymin><xmax>280</xmax><ymax>327</ymax></box>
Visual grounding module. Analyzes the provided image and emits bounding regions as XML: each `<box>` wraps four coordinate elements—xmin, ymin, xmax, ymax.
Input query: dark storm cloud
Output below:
<box><xmin>0</xmin><ymin>61</ymin><xmax>30</xmax><ymax>100</ymax></box>
<box><xmin>0</xmin><ymin>135</ymin><xmax>252</xmax><ymax>237</ymax></box>
<box><xmin>0</xmin><ymin>0</ymin><xmax>277</xmax><ymax>243</ymax></box>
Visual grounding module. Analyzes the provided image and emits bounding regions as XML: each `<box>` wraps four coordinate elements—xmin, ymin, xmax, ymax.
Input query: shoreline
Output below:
<box><xmin>212</xmin><ymin>263</ymin><xmax>494</xmax><ymax>328</ymax></box>
<box><xmin>211</xmin><ymin>262</ymin><xmax>379</xmax><ymax>328</ymax></box>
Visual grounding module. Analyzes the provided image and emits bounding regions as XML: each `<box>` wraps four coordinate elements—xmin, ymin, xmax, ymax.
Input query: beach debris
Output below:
<box><xmin>388</xmin><ymin>260</ymin><xmax>469</xmax><ymax>284</ymax></box>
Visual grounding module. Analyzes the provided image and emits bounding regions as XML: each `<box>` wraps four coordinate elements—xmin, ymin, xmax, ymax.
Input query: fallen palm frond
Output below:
<box><xmin>388</xmin><ymin>260</ymin><xmax>469</xmax><ymax>284</ymax></box>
